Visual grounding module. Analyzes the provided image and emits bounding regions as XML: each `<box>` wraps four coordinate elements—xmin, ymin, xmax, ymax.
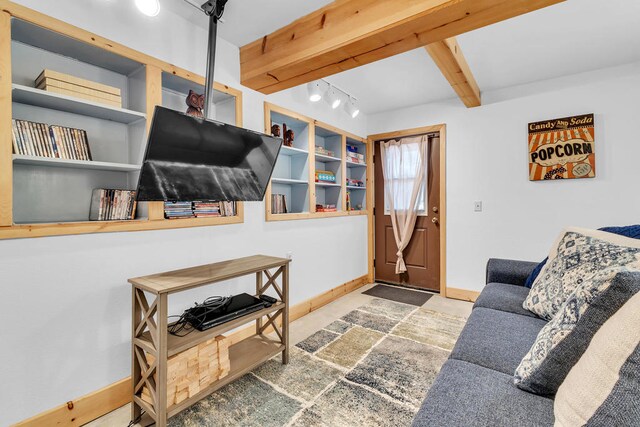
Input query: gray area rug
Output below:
<box><xmin>169</xmin><ymin>298</ymin><xmax>466</xmax><ymax>427</ymax></box>
<box><xmin>363</xmin><ymin>284</ymin><xmax>434</xmax><ymax>306</ymax></box>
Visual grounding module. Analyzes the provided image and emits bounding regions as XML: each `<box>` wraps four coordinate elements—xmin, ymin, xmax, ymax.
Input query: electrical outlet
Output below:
<box><xmin>286</xmin><ymin>252</ymin><xmax>293</xmax><ymax>259</ymax></box>
<box><xmin>474</xmin><ymin>201</ymin><xmax>483</xmax><ymax>212</ymax></box>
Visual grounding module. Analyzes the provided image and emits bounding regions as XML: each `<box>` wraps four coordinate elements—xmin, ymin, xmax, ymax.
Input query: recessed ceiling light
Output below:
<box><xmin>307</xmin><ymin>81</ymin><xmax>322</xmax><ymax>102</ymax></box>
<box><xmin>135</xmin><ymin>0</ymin><xmax>160</xmax><ymax>17</ymax></box>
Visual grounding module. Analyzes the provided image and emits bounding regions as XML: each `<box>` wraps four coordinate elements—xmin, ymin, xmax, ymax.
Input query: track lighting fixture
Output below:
<box><xmin>307</xmin><ymin>81</ymin><xmax>323</xmax><ymax>102</ymax></box>
<box><xmin>135</xmin><ymin>0</ymin><xmax>160</xmax><ymax>16</ymax></box>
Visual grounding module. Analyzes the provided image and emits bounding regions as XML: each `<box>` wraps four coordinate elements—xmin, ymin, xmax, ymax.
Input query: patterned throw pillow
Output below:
<box><xmin>554</xmin><ymin>289</ymin><xmax>640</xmax><ymax>426</ymax></box>
<box><xmin>523</xmin><ymin>227</ymin><xmax>640</xmax><ymax>320</ymax></box>
<box><xmin>514</xmin><ymin>270</ymin><xmax>640</xmax><ymax>396</ymax></box>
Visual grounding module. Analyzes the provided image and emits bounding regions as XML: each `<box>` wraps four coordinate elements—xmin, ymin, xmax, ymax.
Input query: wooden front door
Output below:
<box><xmin>374</xmin><ymin>135</ymin><xmax>441</xmax><ymax>291</ymax></box>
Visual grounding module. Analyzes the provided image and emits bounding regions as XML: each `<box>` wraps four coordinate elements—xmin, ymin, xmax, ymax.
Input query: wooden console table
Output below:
<box><xmin>128</xmin><ymin>255</ymin><xmax>291</xmax><ymax>427</ymax></box>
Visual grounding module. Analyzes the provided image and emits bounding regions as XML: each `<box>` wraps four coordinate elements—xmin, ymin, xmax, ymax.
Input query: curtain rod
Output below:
<box><xmin>376</xmin><ymin>131</ymin><xmax>440</xmax><ymax>143</ymax></box>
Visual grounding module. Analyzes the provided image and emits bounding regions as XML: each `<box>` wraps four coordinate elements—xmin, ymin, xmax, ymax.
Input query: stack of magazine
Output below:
<box><xmin>12</xmin><ymin>119</ymin><xmax>92</xmax><ymax>160</ymax></box>
<box><xmin>89</xmin><ymin>189</ymin><xmax>137</xmax><ymax>221</ymax></box>
<box><xmin>164</xmin><ymin>201</ymin><xmax>195</xmax><ymax>219</ymax></box>
<box><xmin>164</xmin><ymin>201</ymin><xmax>237</xmax><ymax>219</ymax></box>
<box><xmin>271</xmin><ymin>194</ymin><xmax>288</xmax><ymax>214</ymax></box>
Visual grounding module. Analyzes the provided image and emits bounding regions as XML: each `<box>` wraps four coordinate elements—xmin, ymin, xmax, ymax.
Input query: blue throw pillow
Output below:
<box><xmin>523</xmin><ymin>225</ymin><xmax>640</xmax><ymax>288</ymax></box>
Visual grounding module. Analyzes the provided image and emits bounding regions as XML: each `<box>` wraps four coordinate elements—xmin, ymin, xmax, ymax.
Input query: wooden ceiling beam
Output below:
<box><xmin>425</xmin><ymin>37</ymin><xmax>481</xmax><ymax>108</ymax></box>
<box><xmin>240</xmin><ymin>0</ymin><xmax>565</xmax><ymax>94</ymax></box>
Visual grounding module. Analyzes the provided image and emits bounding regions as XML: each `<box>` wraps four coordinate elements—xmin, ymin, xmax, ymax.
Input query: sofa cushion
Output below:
<box><xmin>522</xmin><ymin>225</ymin><xmax>640</xmax><ymax>289</ymax></box>
<box><xmin>554</xmin><ymin>291</ymin><xmax>640</xmax><ymax>427</ymax></box>
<box><xmin>412</xmin><ymin>359</ymin><xmax>554</xmax><ymax>427</ymax></box>
<box><xmin>474</xmin><ymin>283</ymin><xmax>538</xmax><ymax>318</ymax></box>
<box><xmin>450</xmin><ymin>307</ymin><xmax>547</xmax><ymax>375</ymax></box>
<box><xmin>515</xmin><ymin>270</ymin><xmax>640</xmax><ymax>396</ymax></box>
<box><xmin>524</xmin><ymin>227</ymin><xmax>640</xmax><ymax>320</ymax></box>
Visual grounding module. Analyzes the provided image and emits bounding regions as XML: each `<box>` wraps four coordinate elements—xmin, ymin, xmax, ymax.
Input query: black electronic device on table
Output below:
<box><xmin>186</xmin><ymin>293</ymin><xmax>267</xmax><ymax>331</ymax></box>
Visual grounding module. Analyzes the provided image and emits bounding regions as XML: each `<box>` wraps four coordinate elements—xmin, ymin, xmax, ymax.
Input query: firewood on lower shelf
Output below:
<box><xmin>140</xmin><ymin>334</ymin><xmax>230</xmax><ymax>407</ymax></box>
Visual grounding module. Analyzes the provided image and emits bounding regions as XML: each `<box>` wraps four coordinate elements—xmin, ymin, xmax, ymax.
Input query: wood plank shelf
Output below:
<box><xmin>12</xmin><ymin>84</ymin><xmax>146</xmax><ymax>124</ymax></box>
<box><xmin>315</xmin><ymin>181</ymin><xmax>341</xmax><ymax>187</ymax></box>
<box><xmin>13</xmin><ymin>155</ymin><xmax>141</xmax><ymax>172</ymax></box>
<box><xmin>279</xmin><ymin>146</ymin><xmax>308</xmax><ymax>156</ymax></box>
<box><xmin>347</xmin><ymin>185</ymin><xmax>367</xmax><ymax>190</ymax></box>
<box><xmin>315</xmin><ymin>153</ymin><xmax>341</xmax><ymax>162</ymax></box>
<box><xmin>346</xmin><ymin>160</ymin><xmax>367</xmax><ymax>168</ymax></box>
<box><xmin>138</xmin><ymin>302</ymin><xmax>286</xmax><ymax>358</ymax></box>
<box><xmin>166</xmin><ymin>335</ymin><xmax>284</xmax><ymax>418</ymax></box>
<box><xmin>271</xmin><ymin>177</ymin><xmax>308</xmax><ymax>185</ymax></box>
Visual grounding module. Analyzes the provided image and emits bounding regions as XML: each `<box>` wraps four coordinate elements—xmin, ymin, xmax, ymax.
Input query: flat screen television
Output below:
<box><xmin>135</xmin><ymin>106</ymin><xmax>282</xmax><ymax>202</ymax></box>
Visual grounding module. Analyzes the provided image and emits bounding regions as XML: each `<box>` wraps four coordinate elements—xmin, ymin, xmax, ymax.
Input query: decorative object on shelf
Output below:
<box><xmin>528</xmin><ymin>113</ymin><xmax>595</xmax><ymax>181</ymax></box>
<box><xmin>346</xmin><ymin>145</ymin><xmax>365</xmax><ymax>164</ymax></box>
<box><xmin>315</xmin><ymin>145</ymin><xmax>335</xmax><ymax>157</ymax></box>
<box><xmin>141</xmin><ymin>335</ymin><xmax>230</xmax><ymax>408</ymax></box>
<box><xmin>89</xmin><ymin>189</ymin><xmax>137</xmax><ymax>221</ymax></box>
<box><xmin>316</xmin><ymin>204</ymin><xmax>337</xmax><ymax>212</ymax></box>
<box><xmin>271</xmin><ymin>194</ymin><xmax>288</xmax><ymax>214</ymax></box>
<box><xmin>346</xmin><ymin>191</ymin><xmax>351</xmax><ymax>210</ymax></box>
<box><xmin>315</xmin><ymin>170</ymin><xmax>336</xmax><ymax>183</ymax></box>
<box><xmin>282</xmin><ymin>123</ymin><xmax>294</xmax><ymax>147</ymax></box>
<box><xmin>35</xmin><ymin>69</ymin><xmax>122</xmax><ymax>108</ymax></box>
<box><xmin>185</xmin><ymin>90</ymin><xmax>205</xmax><ymax>118</ymax></box>
<box><xmin>12</xmin><ymin>119</ymin><xmax>92</xmax><ymax>160</ymax></box>
<box><xmin>271</xmin><ymin>124</ymin><xmax>281</xmax><ymax>137</ymax></box>
<box><xmin>347</xmin><ymin>178</ymin><xmax>364</xmax><ymax>187</ymax></box>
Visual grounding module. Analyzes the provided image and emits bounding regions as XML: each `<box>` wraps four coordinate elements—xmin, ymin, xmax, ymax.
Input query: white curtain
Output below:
<box><xmin>380</xmin><ymin>135</ymin><xmax>429</xmax><ymax>274</ymax></box>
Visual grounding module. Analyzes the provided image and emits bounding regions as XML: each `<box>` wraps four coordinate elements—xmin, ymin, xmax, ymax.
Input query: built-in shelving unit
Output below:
<box><xmin>345</xmin><ymin>136</ymin><xmax>368</xmax><ymax>212</ymax></box>
<box><xmin>263</xmin><ymin>102</ymin><xmax>371</xmax><ymax>221</ymax></box>
<box><xmin>0</xmin><ymin>5</ymin><xmax>245</xmax><ymax>238</ymax></box>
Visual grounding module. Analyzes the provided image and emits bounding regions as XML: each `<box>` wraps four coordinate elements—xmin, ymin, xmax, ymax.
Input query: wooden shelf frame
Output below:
<box><xmin>0</xmin><ymin>1</ymin><xmax>246</xmax><ymax>239</ymax></box>
<box><xmin>129</xmin><ymin>255</ymin><xmax>290</xmax><ymax>427</ymax></box>
<box><xmin>264</xmin><ymin>102</ymin><xmax>372</xmax><ymax>221</ymax></box>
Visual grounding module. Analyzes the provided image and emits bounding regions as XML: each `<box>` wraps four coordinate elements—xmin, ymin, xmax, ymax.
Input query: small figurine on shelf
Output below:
<box><xmin>271</xmin><ymin>124</ymin><xmax>281</xmax><ymax>138</ymax></box>
<box><xmin>185</xmin><ymin>90</ymin><xmax>204</xmax><ymax>118</ymax></box>
<box><xmin>282</xmin><ymin>123</ymin><xmax>294</xmax><ymax>147</ymax></box>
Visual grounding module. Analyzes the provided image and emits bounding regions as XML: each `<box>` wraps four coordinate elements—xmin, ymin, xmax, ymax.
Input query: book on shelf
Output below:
<box><xmin>315</xmin><ymin>170</ymin><xmax>336</xmax><ymax>183</ymax></box>
<box><xmin>35</xmin><ymin>69</ymin><xmax>123</xmax><ymax>108</ymax></box>
<box><xmin>11</xmin><ymin>119</ymin><xmax>92</xmax><ymax>161</ymax></box>
<box><xmin>89</xmin><ymin>189</ymin><xmax>137</xmax><ymax>221</ymax></box>
<box><xmin>164</xmin><ymin>201</ymin><xmax>237</xmax><ymax>219</ymax></box>
<box><xmin>271</xmin><ymin>194</ymin><xmax>288</xmax><ymax>214</ymax></box>
<box><xmin>316</xmin><ymin>204</ymin><xmax>337</xmax><ymax>213</ymax></box>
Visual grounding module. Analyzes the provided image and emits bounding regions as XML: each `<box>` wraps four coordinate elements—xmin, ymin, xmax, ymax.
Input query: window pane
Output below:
<box><xmin>383</xmin><ymin>141</ymin><xmax>427</xmax><ymax>214</ymax></box>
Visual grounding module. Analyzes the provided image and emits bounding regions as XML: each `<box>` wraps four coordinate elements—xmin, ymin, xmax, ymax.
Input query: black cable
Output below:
<box><xmin>168</xmin><ymin>295</ymin><xmax>231</xmax><ymax>337</ymax></box>
<box><xmin>126</xmin><ymin>410</ymin><xmax>149</xmax><ymax>427</ymax></box>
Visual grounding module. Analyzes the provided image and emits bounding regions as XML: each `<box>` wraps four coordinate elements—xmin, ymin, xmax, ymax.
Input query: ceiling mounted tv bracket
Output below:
<box><xmin>201</xmin><ymin>0</ymin><xmax>229</xmax><ymax>120</ymax></box>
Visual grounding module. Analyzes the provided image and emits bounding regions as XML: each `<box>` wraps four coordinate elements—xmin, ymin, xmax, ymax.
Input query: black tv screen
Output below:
<box><xmin>136</xmin><ymin>106</ymin><xmax>282</xmax><ymax>202</ymax></box>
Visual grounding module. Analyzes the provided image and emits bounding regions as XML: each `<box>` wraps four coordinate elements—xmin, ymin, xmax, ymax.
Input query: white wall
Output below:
<box><xmin>0</xmin><ymin>1</ymin><xmax>369</xmax><ymax>425</ymax></box>
<box><xmin>369</xmin><ymin>62</ymin><xmax>640</xmax><ymax>293</ymax></box>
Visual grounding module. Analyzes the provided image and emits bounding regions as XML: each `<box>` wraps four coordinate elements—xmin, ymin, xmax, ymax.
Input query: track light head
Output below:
<box><xmin>307</xmin><ymin>81</ymin><xmax>323</xmax><ymax>102</ymax></box>
<box><xmin>326</xmin><ymin>86</ymin><xmax>342</xmax><ymax>109</ymax></box>
<box><xmin>345</xmin><ymin>97</ymin><xmax>360</xmax><ymax>118</ymax></box>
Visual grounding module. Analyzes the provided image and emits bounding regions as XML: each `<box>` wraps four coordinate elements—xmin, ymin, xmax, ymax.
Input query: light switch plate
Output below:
<box><xmin>474</xmin><ymin>201</ymin><xmax>483</xmax><ymax>212</ymax></box>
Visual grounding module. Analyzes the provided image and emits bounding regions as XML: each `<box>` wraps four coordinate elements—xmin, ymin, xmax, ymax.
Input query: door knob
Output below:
<box><xmin>432</xmin><ymin>207</ymin><xmax>439</xmax><ymax>213</ymax></box>
<box><xmin>432</xmin><ymin>217</ymin><xmax>439</xmax><ymax>225</ymax></box>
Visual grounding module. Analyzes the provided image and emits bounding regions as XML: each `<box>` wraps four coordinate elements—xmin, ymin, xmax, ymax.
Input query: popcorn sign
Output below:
<box><xmin>528</xmin><ymin>113</ymin><xmax>595</xmax><ymax>181</ymax></box>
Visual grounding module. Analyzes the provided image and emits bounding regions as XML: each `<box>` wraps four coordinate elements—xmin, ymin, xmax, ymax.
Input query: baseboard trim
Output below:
<box><xmin>13</xmin><ymin>274</ymin><xmax>371</xmax><ymax>426</ymax></box>
<box><xmin>446</xmin><ymin>287</ymin><xmax>480</xmax><ymax>303</ymax></box>
<box><xmin>13</xmin><ymin>377</ymin><xmax>131</xmax><ymax>427</ymax></box>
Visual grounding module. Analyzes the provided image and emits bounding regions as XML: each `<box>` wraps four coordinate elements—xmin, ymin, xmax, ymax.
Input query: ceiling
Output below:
<box><xmin>163</xmin><ymin>0</ymin><xmax>640</xmax><ymax>115</ymax></box>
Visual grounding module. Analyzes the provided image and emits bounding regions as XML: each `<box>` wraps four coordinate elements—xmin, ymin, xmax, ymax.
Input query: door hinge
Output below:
<box><xmin>373</xmin><ymin>258</ymin><xmax>376</xmax><ymax>268</ymax></box>
<box><xmin>373</xmin><ymin>207</ymin><xmax>375</xmax><ymax>216</ymax></box>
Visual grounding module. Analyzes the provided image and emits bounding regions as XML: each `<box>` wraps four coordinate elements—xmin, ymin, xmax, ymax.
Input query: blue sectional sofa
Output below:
<box><xmin>413</xmin><ymin>258</ymin><xmax>555</xmax><ymax>427</ymax></box>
